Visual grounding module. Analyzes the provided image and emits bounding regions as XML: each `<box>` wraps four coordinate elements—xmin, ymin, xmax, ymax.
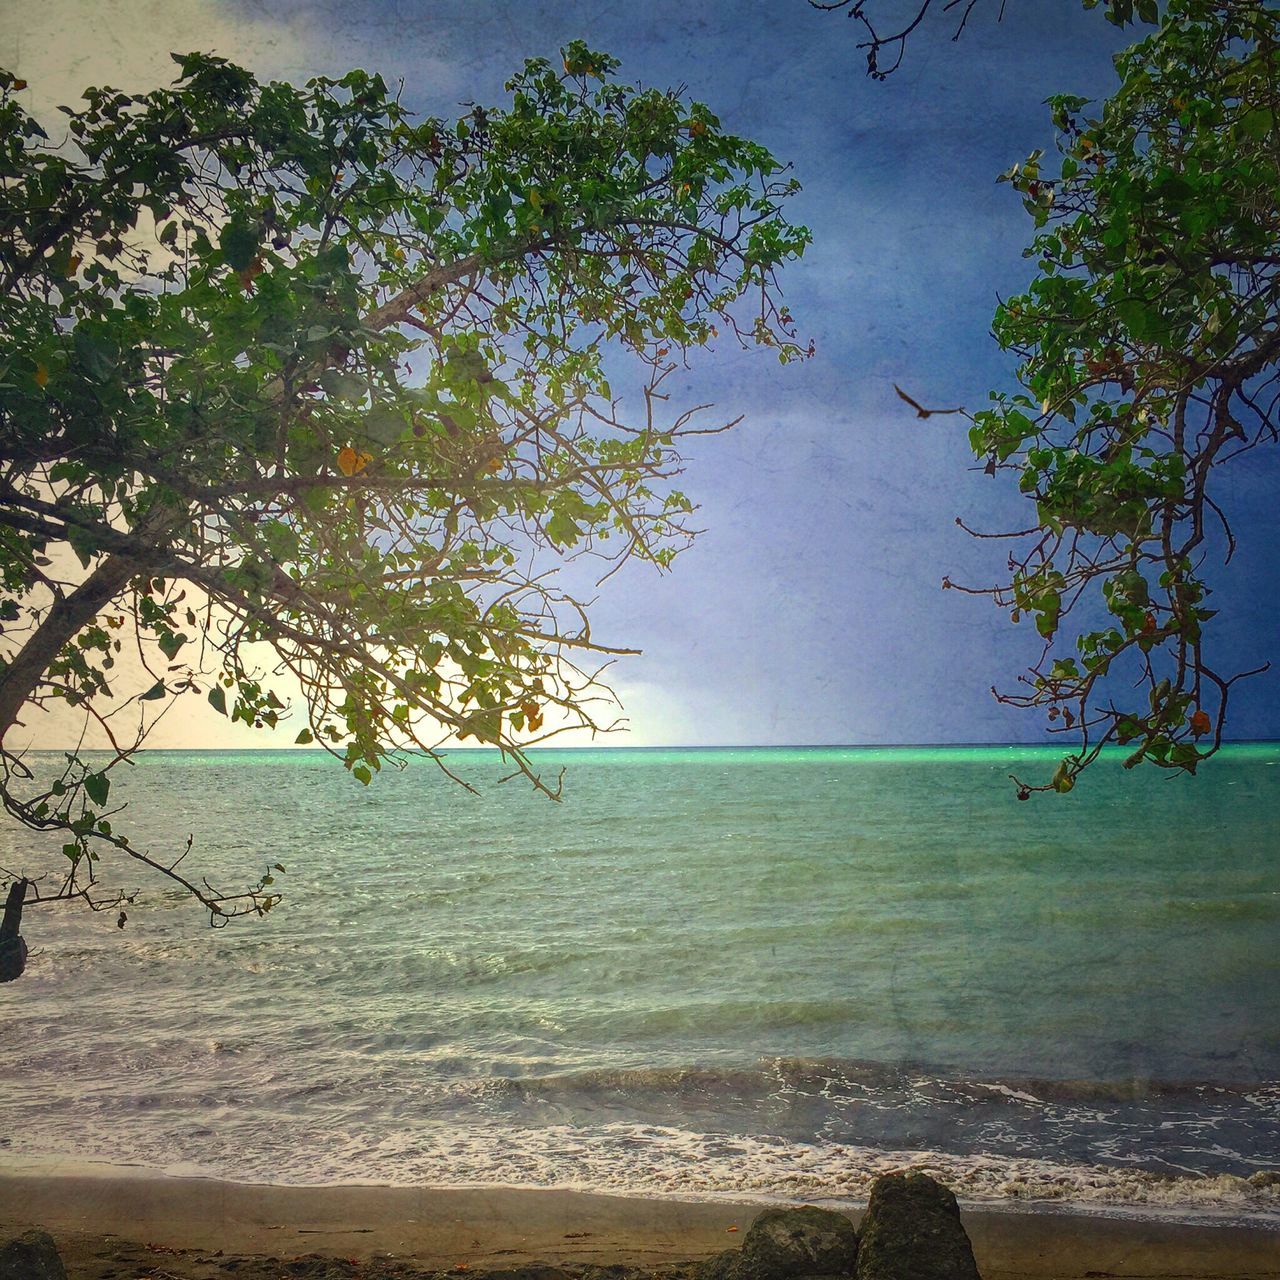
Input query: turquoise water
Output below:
<box><xmin>1</xmin><ymin>745</ymin><xmax>1278</xmax><ymax>1220</ymax></box>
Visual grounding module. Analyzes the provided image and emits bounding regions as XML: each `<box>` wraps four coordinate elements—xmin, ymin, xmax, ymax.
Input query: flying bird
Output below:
<box><xmin>893</xmin><ymin>384</ymin><xmax>964</xmax><ymax>419</ymax></box>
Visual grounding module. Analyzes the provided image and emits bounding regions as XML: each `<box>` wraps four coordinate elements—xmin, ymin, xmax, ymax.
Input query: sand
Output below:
<box><xmin>0</xmin><ymin>1167</ymin><xmax>1277</xmax><ymax>1280</ymax></box>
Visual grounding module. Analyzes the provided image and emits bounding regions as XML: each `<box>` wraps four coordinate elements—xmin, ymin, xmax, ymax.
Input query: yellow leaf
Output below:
<box><xmin>34</xmin><ymin>363</ymin><xmax>48</xmax><ymax>388</ymax></box>
<box><xmin>337</xmin><ymin>446</ymin><xmax>371</xmax><ymax>476</ymax></box>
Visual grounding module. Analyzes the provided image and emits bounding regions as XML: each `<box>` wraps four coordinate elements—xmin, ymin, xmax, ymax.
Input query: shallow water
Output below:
<box><xmin>2</xmin><ymin>745</ymin><xmax>1278</xmax><ymax>1222</ymax></box>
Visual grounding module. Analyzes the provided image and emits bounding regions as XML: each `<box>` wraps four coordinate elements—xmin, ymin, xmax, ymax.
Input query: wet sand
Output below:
<box><xmin>0</xmin><ymin>1167</ymin><xmax>1277</xmax><ymax>1280</ymax></box>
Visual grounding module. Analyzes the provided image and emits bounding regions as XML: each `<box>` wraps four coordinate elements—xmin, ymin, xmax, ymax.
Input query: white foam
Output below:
<box><xmin>11</xmin><ymin>1119</ymin><xmax>1279</xmax><ymax>1228</ymax></box>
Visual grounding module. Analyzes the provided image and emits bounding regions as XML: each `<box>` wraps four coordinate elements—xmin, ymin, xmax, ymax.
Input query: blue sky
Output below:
<box><xmin>6</xmin><ymin>0</ymin><xmax>1278</xmax><ymax>747</ymax></box>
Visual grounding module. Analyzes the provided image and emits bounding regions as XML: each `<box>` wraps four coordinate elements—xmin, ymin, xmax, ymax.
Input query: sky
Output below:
<box><xmin>3</xmin><ymin>0</ymin><xmax>1277</xmax><ymax>750</ymax></box>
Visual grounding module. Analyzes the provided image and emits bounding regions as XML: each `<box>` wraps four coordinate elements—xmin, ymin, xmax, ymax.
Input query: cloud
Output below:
<box><xmin>0</xmin><ymin>0</ymin><xmax>461</xmax><ymax>126</ymax></box>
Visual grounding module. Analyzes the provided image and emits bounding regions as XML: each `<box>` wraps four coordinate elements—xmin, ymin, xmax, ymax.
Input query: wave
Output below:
<box><xmin>448</xmin><ymin>1054</ymin><xmax>1280</xmax><ymax>1190</ymax></box>
<box><xmin>6</xmin><ymin>1049</ymin><xmax>1279</xmax><ymax>1224</ymax></box>
<box><xmin>11</xmin><ymin>1120</ymin><xmax>1280</xmax><ymax>1228</ymax></box>
<box><xmin>510</xmin><ymin>1054</ymin><xmax>1280</xmax><ymax>1109</ymax></box>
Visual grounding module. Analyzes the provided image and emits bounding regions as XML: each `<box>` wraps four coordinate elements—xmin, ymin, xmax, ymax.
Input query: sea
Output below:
<box><xmin>1</xmin><ymin>744</ymin><xmax>1278</xmax><ymax>1226</ymax></box>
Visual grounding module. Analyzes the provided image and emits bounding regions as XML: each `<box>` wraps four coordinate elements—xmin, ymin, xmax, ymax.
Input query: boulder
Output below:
<box><xmin>698</xmin><ymin>1205</ymin><xmax>858</xmax><ymax>1280</ymax></box>
<box><xmin>855</xmin><ymin>1173</ymin><xmax>979</xmax><ymax>1280</ymax></box>
<box><xmin>0</xmin><ymin>1229</ymin><xmax>67</xmax><ymax>1280</ymax></box>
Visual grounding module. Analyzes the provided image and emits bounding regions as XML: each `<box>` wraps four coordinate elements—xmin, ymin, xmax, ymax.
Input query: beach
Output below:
<box><xmin>3</xmin><ymin>749</ymin><xmax>1277</xmax><ymax>1270</ymax></box>
<box><xmin>2</xmin><ymin>1168</ymin><xmax>1279</xmax><ymax>1280</ymax></box>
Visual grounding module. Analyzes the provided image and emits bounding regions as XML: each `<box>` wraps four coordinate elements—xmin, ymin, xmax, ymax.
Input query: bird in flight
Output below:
<box><xmin>893</xmin><ymin>384</ymin><xmax>964</xmax><ymax>419</ymax></box>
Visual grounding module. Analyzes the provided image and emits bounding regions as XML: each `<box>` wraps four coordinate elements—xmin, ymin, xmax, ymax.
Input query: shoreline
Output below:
<box><xmin>2</xmin><ymin>1168</ymin><xmax>1279</xmax><ymax>1280</ymax></box>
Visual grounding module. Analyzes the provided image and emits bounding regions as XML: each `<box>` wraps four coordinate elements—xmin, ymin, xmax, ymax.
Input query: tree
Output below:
<box><xmin>813</xmin><ymin>0</ymin><xmax>1276</xmax><ymax>789</ymax></box>
<box><xmin>0</xmin><ymin>44</ymin><xmax>809</xmax><ymax>963</ymax></box>
<box><xmin>956</xmin><ymin>0</ymin><xmax>1279</xmax><ymax>791</ymax></box>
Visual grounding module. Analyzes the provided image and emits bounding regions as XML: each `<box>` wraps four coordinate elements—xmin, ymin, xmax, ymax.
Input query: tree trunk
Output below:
<box><xmin>0</xmin><ymin>553</ymin><xmax>136</xmax><ymax>742</ymax></box>
<box><xmin>0</xmin><ymin>550</ymin><xmax>143</xmax><ymax>982</ymax></box>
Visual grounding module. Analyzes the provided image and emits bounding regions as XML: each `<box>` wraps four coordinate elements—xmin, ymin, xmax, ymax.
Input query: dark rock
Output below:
<box><xmin>698</xmin><ymin>1206</ymin><xmax>858</xmax><ymax>1280</ymax></box>
<box><xmin>0</xmin><ymin>934</ymin><xmax>26</xmax><ymax>983</ymax></box>
<box><xmin>855</xmin><ymin>1173</ymin><xmax>980</xmax><ymax>1280</ymax></box>
<box><xmin>0</xmin><ymin>880</ymin><xmax>29</xmax><ymax>983</ymax></box>
<box><xmin>0</xmin><ymin>1229</ymin><xmax>68</xmax><ymax>1280</ymax></box>
<box><xmin>696</xmin><ymin>1250</ymin><xmax>747</xmax><ymax>1280</ymax></box>
<box><xmin>483</xmin><ymin>1269</ymin><xmax>573</xmax><ymax>1280</ymax></box>
<box><xmin>579</xmin><ymin>1269</ymin><xmax>652</xmax><ymax>1280</ymax></box>
<box><xmin>580</xmin><ymin>1267</ymin><xmax>645</xmax><ymax>1280</ymax></box>
<box><xmin>743</xmin><ymin>1207</ymin><xmax>859</xmax><ymax>1277</ymax></box>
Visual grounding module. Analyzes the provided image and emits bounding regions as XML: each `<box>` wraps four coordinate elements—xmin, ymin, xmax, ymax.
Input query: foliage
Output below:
<box><xmin>957</xmin><ymin>0</ymin><xmax>1279</xmax><ymax>792</ymax></box>
<box><xmin>0</xmin><ymin>45</ymin><xmax>808</xmax><ymax>924</ymax></box>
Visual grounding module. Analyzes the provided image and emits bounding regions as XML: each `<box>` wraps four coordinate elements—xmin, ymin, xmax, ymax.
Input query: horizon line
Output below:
<box><xmin>29</xmin><ymin>738</ymin><xmax>1280</xmax><ymax>753</ymax></box>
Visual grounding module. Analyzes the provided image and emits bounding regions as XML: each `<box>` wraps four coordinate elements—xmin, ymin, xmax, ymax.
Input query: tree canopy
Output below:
<box><xmin>0</xmin><ymin>44</ymin><xmax>808</xmax><ymax>938</ymax></box>
<box><xmin>813</xmin><ymin>0</ymin><xmax>1278</xmax><ymax>790</ymax></box>
<box><xmin>960</xmin><ymin>0</ymin><xmax>1279</xmax><ymax>791</ymax></box>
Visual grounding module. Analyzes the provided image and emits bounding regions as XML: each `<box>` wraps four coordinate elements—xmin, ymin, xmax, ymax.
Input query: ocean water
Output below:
<box><xmin>2</xmin><ymin>744</ymin><xmax>1278</xmax><ymax>1224</ymax></box>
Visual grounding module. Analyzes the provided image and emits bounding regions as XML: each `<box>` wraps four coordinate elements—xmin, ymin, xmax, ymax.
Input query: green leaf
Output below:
<box><xmin>157</xmin><ymin>631</ymin><xmax>187</xmax><ymax>660</ymax></box>
<box><xmin>218</xmin><ymin>217</ymin><xmax>260</xmax><ymax>271</ymax></box>
<box><xmin>73</xmin><ymin>328</ymin><xmax>117</xmax><ymax>381</ymax></box>
<box><xmin>294</xmin><ymin>728</ymin><xmax>314</xmax><ymax>744</ymax></box>
<box><xmin>318</xmin><ymin>368</ymin><xmax>366</xmax><ymax>401</ymax></box>
<box><xmin>208</xmin><ymin>687</ymin><xmax>228</xmax><ymax>715</ymax></box>
<box><xmin>1115</xmin><ymin>298</ymin><xmax>1160</xmax><ymax>341</ymax></box>
<box><xmin>84</xmin><ymin>772</ymin><xmax>110</xmax><ymax>807</ymax></box>
<box><xmin>140</xmin><ymin>680</ymin><xmax>167</xmax><ymax>701</ymax></box>
<box><xmin>364</xmin><ymin>403</ymin><xmax>406</xmax><ymax>444</ymax></box>
<box><xmin>546</xmin><ymin>511</ymin><xmax>580</xmax><ymax>546</ymax></box>
<box><xmin>1239</xmin><ymin>107</ymin><xmax>1272</xmax><ymax>141</ymax></box>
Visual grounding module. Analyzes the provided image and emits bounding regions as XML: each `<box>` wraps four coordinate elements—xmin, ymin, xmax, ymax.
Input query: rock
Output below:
<box><xmin>0</xmin><ymin>1229</ymin><xmax>67</xmax><ymax>1280</ymax></box>
<box><xmin>743</xmin><ymin>1206</ymin><xmax>860</xmax><ymax>1277</ymax></box>
<box><xmin>698</xmin><ymin>1206</ymin><xmax>858</xmax><ymax>1280</ymax></box>
<box><xmin>484</xmin><ymin>1269</ymin><xmax>573</xmax><ymax>1280</ymax></box>
<box><xmin>0</xmin><ymin>934</ymin><xmax>26</xmax><ymax>983</ymax></box>
<box><xmin>0</xmin><ymin>880</ymin><xmax>29</xmax><ymax>984</ymax></box>
<box><xmin>1248</xmin><ymin>1169</ymin><xmax>1280</xmax><ymax>1189</ymax></box>
<box><xmin>856</xmin><ymin>1173</ymin><xmax>980</xmax><ymax>1280</ymax></box>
